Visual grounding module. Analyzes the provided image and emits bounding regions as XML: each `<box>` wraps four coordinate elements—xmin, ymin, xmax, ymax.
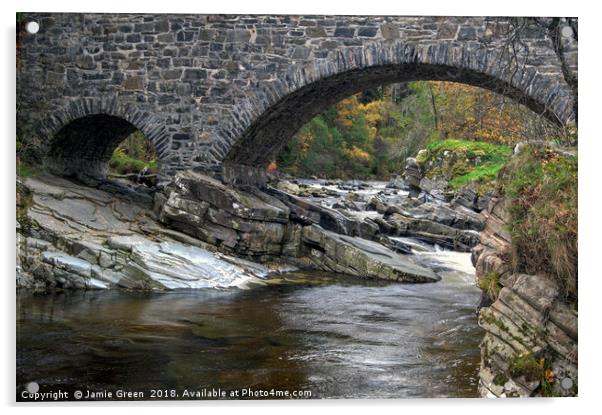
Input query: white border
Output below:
<box><xmin>2</xmin><ymin>1</ymin><xmax>598</xmax><ymax>414</ymax></box>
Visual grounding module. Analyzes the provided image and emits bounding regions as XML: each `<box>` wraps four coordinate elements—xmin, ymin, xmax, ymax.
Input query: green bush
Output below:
<box><xmin>478</xmin><ymin>272</ymin><xmax>503</xmax><ymax>301</ymax></box>
<box><xmin>498</xmin><ymin>145</ymin><xmax>578</xmax><ymax>301</ymax></box>
<box><xmin>108</xmin><ymin>131</ymin><xmax>158</xmax><ymax>176</ymax></box>
<box><xmin>508</xmin><ymin>352</ymin><xmax>558</xmax><ymax>396</ymax></box>
<box><xmin>509</xmin><ymin>353</ymin><xmax>544</xmax><ymax>382</ymax></box>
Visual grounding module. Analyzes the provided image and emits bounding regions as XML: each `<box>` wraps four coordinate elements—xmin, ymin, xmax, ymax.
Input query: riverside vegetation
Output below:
<box><xmin>273</xmin><ymin>81</ymin><xmax>565</xmax><ymax>180</ymax></box>
<box><xmin>470</xmin><ymin>143</ymin><xmax>577</xmax><ymax>397</ymax></box>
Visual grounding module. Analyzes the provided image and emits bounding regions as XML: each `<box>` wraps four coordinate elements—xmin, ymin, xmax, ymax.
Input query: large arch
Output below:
<box><xmin>220</xmin><ymin>40</ymin><xmax>575</xmax><ymax>167</ymax></box>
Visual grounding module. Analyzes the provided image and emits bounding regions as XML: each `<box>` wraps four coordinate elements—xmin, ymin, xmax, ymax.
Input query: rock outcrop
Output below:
<box><xmin>363</xmin><ymin>193</ymin><xmax>483</xmax><ymax>251</ymax></box>
<box><xmin>402</xmin><ymin>146</ymin><xmax>495</xmax><ymax>212</ymax></box>
<box><xmin>156</xmin><ymin>171</ymin><xmax>442</xmax><ymax>283</ymax></box>
<box><xmin>473</xmin><ymin>196</ymin><xmax>577</xmax><ymax>397</ymax></box>
<box><xmin>18</xmin><ymin>172</ymin><xmax>443</xmax><ymax>290</ymax></box>
<box><xmin>478</xmin><ymin>273</ymin><xmax>577</xmax><ymax>397</ymax></box>
<box><xmin>265</xmin><ymin>176</ymin><xmax>484</xmax><ymax>252</ymax></box>
<box><xmin>301</xmin><ymin>225</ymin><xmax>440</xmax><ymax>283</ymax></box>
<box><xmin>158</xmin><ymin>170</ymin><xmax>291</xmax><ymax>260</ymax></box>
<box><xmin>471</xmin><ymin>195</ymin><xmax>513</xmax><ymax>285</ymax></box>
<box><xmin>403</xmin><ymin>157</ymin><xmax>422</xmax><ymax>190</ymax></box>
<box><xmin>17</xmin><ymin>174</ymin><xmax>270</xmax><ymax>290</ymax></box>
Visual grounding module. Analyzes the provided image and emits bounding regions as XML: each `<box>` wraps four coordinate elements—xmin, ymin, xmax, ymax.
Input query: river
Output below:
<box><xmin>17</xmin><ymin>242</ymin><xmax>482</xmax><ymax>400</ymax></box>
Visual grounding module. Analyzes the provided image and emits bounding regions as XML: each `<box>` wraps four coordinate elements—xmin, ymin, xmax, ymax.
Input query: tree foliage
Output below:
<box><xmin>275</xmin><ymin>81</ymin><xmax>564</xmax><ymax>179</ymax></box>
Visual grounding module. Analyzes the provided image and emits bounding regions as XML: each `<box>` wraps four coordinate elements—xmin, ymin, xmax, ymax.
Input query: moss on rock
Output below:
<box><xmin>418</xmin><ymin>139</ymin><xmax>512</xmax><ymax>195</ymax></box>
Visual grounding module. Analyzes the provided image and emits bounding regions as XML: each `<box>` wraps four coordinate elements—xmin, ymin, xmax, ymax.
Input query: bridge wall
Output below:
<box><xmin>16</xmin><ymin>13</ymin><xmax>577</xmax><ymax>181</ymax></box>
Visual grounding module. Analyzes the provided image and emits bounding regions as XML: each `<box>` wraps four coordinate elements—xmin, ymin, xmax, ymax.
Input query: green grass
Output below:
<box><xmin>423</xmin><ymin>138</ymin><xmax>512</xmax><ymax>190</ymax></box>
<box><xmin>478</xmin><ymin>272</ymin><xmax>503</xmax><ymax>301</ymax></box>
<box><xmin>108</xmin><ymin>131</ymin><xmax>158</xmax><ymax>176</ymax></box>
<box><xmin>109</xmin><ymin>149</ymin><xmax>158</xmax><ymax>175</ymax></box>
<box><xmin>426</xmin><ymin>138</ymin><xmax>512</xmax><ymax>162</ymax></box>
<box><xmin>450</xmin><ymin>162</ymin><xmax>507</xmax><ymax>189</ymax></box>
<box><xmin>498</xmin><ymin>145</ymin><xmax>577</xmax><ymax>301</ymax></box>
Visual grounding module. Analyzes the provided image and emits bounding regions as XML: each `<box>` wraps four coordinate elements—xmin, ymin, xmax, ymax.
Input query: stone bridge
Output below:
<box><xmin>17</xmin><ymin>13</ymin><xmax>577</xmax><ymax>184</ymax></box>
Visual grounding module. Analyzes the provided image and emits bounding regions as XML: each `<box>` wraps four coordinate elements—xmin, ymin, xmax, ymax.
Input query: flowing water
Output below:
<box><xmin>16</xmin><ymin>245</ymin><xmax>483</xmax><ymax>400</ymax></box>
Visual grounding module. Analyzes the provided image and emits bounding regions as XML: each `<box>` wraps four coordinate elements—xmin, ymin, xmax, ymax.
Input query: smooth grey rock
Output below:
<box><xmin>18</xmin><ymin>175</ymin><xmax>273</xmax><ymax>291</ymax></box>
<box><xmin>127</xmin><ymin>241</ymin><xmax>264</xmax><ymax>289</ymax></box>
<box><xmin>302</xmin><ymin>225</ymin><xmax>440</xmax><ymax>283</ymax></box>
<box><xmin>42</xmin><ymin>251</ymin><xmax>92</xmax><ymax>278</ymax></box>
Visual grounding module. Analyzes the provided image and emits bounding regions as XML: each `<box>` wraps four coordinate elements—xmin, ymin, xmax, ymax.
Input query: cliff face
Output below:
<box><xmin>473</xmin><ymin>196</ymin><xmax>577</xmax><ymax>397</ymax></box>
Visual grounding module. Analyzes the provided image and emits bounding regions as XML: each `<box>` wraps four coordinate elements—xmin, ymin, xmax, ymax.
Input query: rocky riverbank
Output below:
<box><xmin>20</xmin><ymin>171</ymin><xmax>473</xmax><ymax>290</ymax></box>
<box><xmin>156</xmin><ymin>170</ymin><xmax>446</xmax><ymax>283</ymax></box>
<box><xmin>16</xmin><ymin>174</ymin><xmax>273</xmax><ymax>290</ymax></box>
<box><xmin>155</xmin><ymin>167</ymin><xmax>492</xmax><ymax>281</ymax></box>
<box><xmin>472</xmin><ymin>195</ymin><xmax>578</xmax><ymax>397</ymax></box>
<box><xmin>17</xmin><ymin>160</ymin><xmax>488</xmax><ymax>290</ymax></box>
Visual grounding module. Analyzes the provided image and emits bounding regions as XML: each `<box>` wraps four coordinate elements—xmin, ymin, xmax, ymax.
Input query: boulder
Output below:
<box><xmin>403</xmin><ymin>157</ymin><xmax>422</xmax><ymax>189</ymax></box>
<box><xmin>385</xmin><ymin>213</ymin><xmax>480</xmax><ymax>251</ymax></box>
<box><xmin>301</xmin><ymin>225</ymin><xmax>440</xmax><ymax>283</ymax></box>
<box><xmin>158</xmin><ymin>171</ymin><xmax>292</xmax><ymax>258</ymax></box>
<box><xmin>391</xmin><ymin>201</ymin><xmax>484</xmax><ymax>231</ymax></box>
<box><xmin>386</xmin><ymin>175</ymin><xmax>409</xmax><ymax>190</ymax></box>
<box><xmin>418</xmin><ymin>176</ymin><xmax>452</xmax><ymax>201</ymax></box>
<box><xmin>452</xmin><ymin>186</ymin><xmax>493</xmax><ymax>213</ymax></box>
<box><xmin>266</xmin><ymin>186</ymin><xmax>357</xmax><ymax>236</ymax></box>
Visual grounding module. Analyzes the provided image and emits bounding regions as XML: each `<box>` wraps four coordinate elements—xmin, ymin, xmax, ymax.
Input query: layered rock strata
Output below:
<box><xmin>17</xmin><ymin>174</ymin><xmax>270</xmax><ymax>290</ymax></box>
<box><xmin>156</xmin><ymin>171</ymin><xmax>440</xmax><ymax>283</ymax></box>
<box><xmin>473</xmin><ymin>196</ymin><xmax>577</xmax><ymax>397</ymax></box>
<box><xmin>17</xmin><ymin>172</ymin><xmax>442</xmax><ymax>290</ymax></box>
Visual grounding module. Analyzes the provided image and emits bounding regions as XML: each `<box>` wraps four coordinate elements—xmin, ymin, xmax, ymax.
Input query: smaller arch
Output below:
<box><xmin>48</xmin><ymin>114</ymin><xmax>163</xmax><ymax>184</ymax></box>
<box><xmin>43</xmin><ymin>97</ymin><xmax>172</xmax><ymax>183</ymax></box>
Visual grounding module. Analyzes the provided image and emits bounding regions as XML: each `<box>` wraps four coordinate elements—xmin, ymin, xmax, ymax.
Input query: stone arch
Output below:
<box><xmin>43</xmin><ymin>97</ymin><xmax>172</xmax><ymax>182</ymax></box>
<box><xmin>220</xmin><ymin>40</ymin><xmax>576</xmax><ymax>167</ymax></box>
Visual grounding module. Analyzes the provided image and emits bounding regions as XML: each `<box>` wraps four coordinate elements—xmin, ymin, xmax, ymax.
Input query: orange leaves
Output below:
<box><xmin>361</xmin><ymin>100</ymin><xmax>388</xmax><ymax>129</ymax></box>
<box><xmin>544</xmin><ymin>369</ymin><xmax>556</xmax><ymax>384</ymax></box>
<box><xmin>336</xmin><ymin>95</ymin><xmax>387</xmax><ymax>138</ymax></box>
<box><xmin>336</xmin><ymin>96</ymin><xmax>361</xmax><ymax>129</ymax></box>
<box><xmin>267</xmin><ymin>160</ymin><xmax>278</xmax><ymax>173</ymax></box>
<box><xmin>425</xmin><ymin>81</ymin><xmax>530</xmax><ymax>145</ymax></box>
<box><xmin>539</xmin><ymin>358</ymin><xmax>556</xmax><ymax>384</ymax></box>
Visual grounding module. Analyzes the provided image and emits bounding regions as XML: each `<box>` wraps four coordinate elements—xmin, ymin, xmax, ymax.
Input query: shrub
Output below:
<box><xmin>478</xmin><ymin>272</ymin><xmax>503</xmax><ymax>301</ymax></box>
<box><xmin>498</xmin><ymin>145</ymin><xmax>578</xmax><ymax>301</ymax></box>
<box><xmin>508</xmin><ymin>352</ymin><xmax>558</xmax><ymax>396</ymax></box>
<box><xmin>108</xmin><ymin>131</ymin><xmax>158</xmax><ymax>176</ymax></box>
<box><xmin>509</xmin><ymin>353</ymin><xmax>544</xmax><ymax>382</ymax></box>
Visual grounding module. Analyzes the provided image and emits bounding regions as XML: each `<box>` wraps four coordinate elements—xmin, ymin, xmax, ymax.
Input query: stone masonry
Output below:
<box><xmin>16</xmin><ymin>14</ymin><xmax>577</xmax><ymax>183</ymax></box>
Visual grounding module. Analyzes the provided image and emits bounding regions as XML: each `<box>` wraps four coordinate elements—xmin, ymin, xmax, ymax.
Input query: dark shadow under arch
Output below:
<box><xmin>224</xmin><ymin>63</ymin><xmax>562</xmax><ymax>167</ymax></box>
<box><xmin>49</xmin><ymin>114</ymin><xmax>146</xmax><ymax>181</ymax></box>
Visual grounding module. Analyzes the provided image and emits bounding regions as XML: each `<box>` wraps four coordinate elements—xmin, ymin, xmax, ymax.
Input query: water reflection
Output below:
<box><xmin>17</xmin><ymin>267</ymin><xmax>482</xmax><ymax>400</ymax></box>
